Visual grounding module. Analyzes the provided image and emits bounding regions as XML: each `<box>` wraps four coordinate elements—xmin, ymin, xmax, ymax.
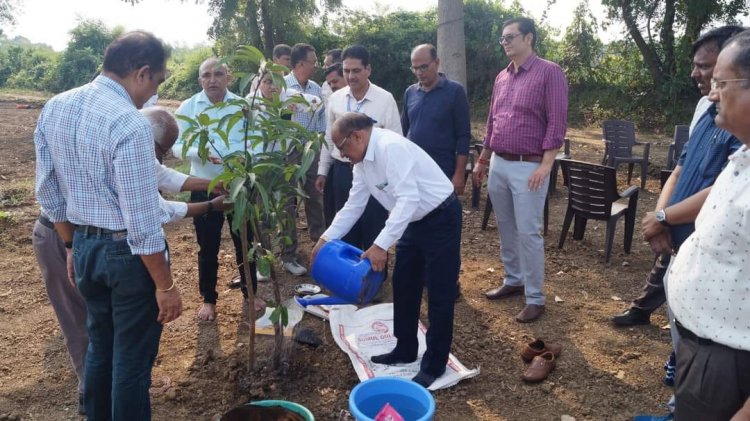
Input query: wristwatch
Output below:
<box><xmin>655</xmin><ymin>209</ymin><xmax>670</xmax><ymax>226</ymax></box>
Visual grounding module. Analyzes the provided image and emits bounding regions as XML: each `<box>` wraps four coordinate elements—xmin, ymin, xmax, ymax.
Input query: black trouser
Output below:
<box><xmin>674</xmin><ymin>321</ymin><xmax>750</xmax><ymax>420</ymax></box>
<box><xmin>392</xmin><ymin>195</ymin><xmax>462</xmax><ymax>377</ymax></box>
<box><xmin>628</xmin><ymin>253</ymin><xmax>670</xmax><ymax>314</ymax></box>
<box><xmin>328</xmin><ymin>159</ymin><xmax>388</xmax><ymax>250</ymax></box>
<box><xmin>191</xmin><ymin>191</ymin><xmax>257</xmax><ymax>304</ymax></box>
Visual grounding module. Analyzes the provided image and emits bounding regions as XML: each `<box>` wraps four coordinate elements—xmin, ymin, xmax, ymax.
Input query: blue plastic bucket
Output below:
<box><xmin>349</xmin><ymin>377</ymin><xmax>435</xmax><ymax>421</ymax></box>
<box><xmin>301</xmin><ymin>240</ymin><xmax>384</xmax><ymax>307</ymax></box>
<box><xmin>249</xmin><ymin>400</ymin><xmax>314</xmax><ymax>420</ymax></box>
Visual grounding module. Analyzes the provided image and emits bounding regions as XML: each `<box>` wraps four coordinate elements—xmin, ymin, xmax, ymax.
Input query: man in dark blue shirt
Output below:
<box><xmin>612</xmin><ymin>25</ymin><xmax>744</xmax><ymax>330</ymax></box>
<box><xmin>401</xmin><ymin>44</ymin><xmax>471</xmax><ymax>194</ymax></box>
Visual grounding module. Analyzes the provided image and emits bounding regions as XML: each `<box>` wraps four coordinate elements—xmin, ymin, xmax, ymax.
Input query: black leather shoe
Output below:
<box><xmin>612</xmin><ymin>308</ymin><xmax>650</xmax><ymax>327</ymax></box>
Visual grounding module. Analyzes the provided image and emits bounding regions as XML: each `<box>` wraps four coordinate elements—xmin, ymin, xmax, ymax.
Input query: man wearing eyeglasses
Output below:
<box><xmin>283</xmin><ymin>43</ymin><xmax>326</xmax><ymax>277</ymax></box>
<box><xmin>312</xmin><ymin>112</ymin><xmax>462</xmax><ymax>389</ymax></box>
<box><xmin>663</xmin><ymin>29</ymin><xmax>750</xmax><ymax>421</ymax></box>
<box><xmin>402</xmin><ymin>44</ymin><xmax>471</xmax><ymax>195</ymax></box>
<box><xmin>34</xmin><ymin>32</ymin><xmax>179</xmax><ymax>419</ymax></box>
<box><xmin>472</xmin><ymin>17</ymin><xmax>568</xmax><ymax>323</ymax></box>
<box><xmin>315</xmin><ymin>45</ymin><xmax>401</xmax><ymax>254</ymax></box>
<box><xmin>615</xmin><ymin>25</ymin><xmax>745</xmax><ymax>335</ymax></box>
<box><xmin>33</xmin><ymin>105</ymin><xmax>227</xmax><ymax>416</ymax></box>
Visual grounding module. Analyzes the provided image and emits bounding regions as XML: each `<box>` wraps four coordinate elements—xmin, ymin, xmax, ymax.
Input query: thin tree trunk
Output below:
<box><xmin>437</xmin><ymin>0</ymin><xmax>467</xmax><ymax>89</ymax></box>
<box><xmin>259</xmin><ymin>0</ymin><xmax>274</xmax><ymax>57</ymax></box>
<box><xmin>239</xmin><ymin>219</ymin><xmax>256</xmax><ymax>371</ymax></box>
<box><xmin>620</xmin><ymin>0</ymin><xmax>665</xmax><ymax>89</ymax></box>
<box><xmin>243</xmin><ymin>0</ymin><xmax>262</xmax><ymax>50</ymax></box>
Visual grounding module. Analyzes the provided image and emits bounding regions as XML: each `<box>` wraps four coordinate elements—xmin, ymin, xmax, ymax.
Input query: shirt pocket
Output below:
<box><xmin>699</xmin><ymin>140</ymin><xmax>731</xmax><ymax>179</ymax></box>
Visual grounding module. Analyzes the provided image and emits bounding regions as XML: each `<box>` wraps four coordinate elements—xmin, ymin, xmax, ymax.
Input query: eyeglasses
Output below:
<box><xmin>499</xmin><ymin>33</ymin><xmax>523</xmax><ymax>44</ymax></box>
<box><xmin>710</xmin><ymin>78</ymin><xmax>750</xmax><ymax>91</ymax></box>
<box><xmin>334</xmin><ymin>132</ymin><xmax>353</xmax><ymax>151</ymax></box>
<box><xmin>410</xmin><ymin>61</ymin><xmax>434</xmax><ymax>73</ymax></box>
<box><xmin>303</xmin><ymin>58</ymin><xmax>319</xmax><ymax>67</ymax></box>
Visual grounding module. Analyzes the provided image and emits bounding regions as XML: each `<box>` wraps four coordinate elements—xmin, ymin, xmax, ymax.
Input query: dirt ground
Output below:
<box><xmin>0</xmin><ymin>97</ymin><xmax>679</xmax><ymax>421</ymax></box>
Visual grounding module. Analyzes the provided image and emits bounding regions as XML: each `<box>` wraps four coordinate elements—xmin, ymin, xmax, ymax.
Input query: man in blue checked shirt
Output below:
<box><xmin>34</xmin><ymin>31</ymin><xmax>180</xmax><ymax>421</ymax></box>
<box><xmin>283</xmin><ymin>43</ymin><xmax>327</xmax><ymax>276</ymax></box>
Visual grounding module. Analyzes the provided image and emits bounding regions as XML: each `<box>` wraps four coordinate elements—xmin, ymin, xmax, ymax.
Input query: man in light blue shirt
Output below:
<box><xmin>283</xmin><ymin>43</ymin><xmax>326</xmax><ymax>276</ymax></box>
<box><xmin>173</xmin><ymin>58</ymin><xmax>262</xmax><ymax>321</ymax></box>
<box><xmin>34</xmin><ymin>31</ymin><xmax>181</xmax><ymax>420</ymax></box>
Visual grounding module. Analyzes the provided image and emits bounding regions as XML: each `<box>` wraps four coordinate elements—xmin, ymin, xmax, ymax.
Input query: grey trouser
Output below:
<box><xmin>32</xmin><ymin>220</ymin><xmax>88</xmax><ymax>394</ymax></box>
<box><xmin>487</xmin><ymin>154</ymin><xmax>549</xmax><ymax>305</ymax></box>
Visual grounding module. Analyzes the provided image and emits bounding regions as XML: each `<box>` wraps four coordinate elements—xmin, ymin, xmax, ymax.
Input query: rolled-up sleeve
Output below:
<box><xmin>541</xmin><ymin>67</ymin><xmax>568</xmax><ymax>151</ymax></box>
<box><xmin>34</xmin><ymin>110</ymin><xmax>68</xmax><ymax>222</ymax></box>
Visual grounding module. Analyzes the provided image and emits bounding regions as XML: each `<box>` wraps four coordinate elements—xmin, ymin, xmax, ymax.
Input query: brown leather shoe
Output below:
<box><xmin>485</xmin><ymin>284</ymin><xmax>524</xmax><ymax>300</ymax></box>
<box><xmin>515</xmin><ymin>304</ymin><xmax>545</xmax><ymax>323</ymax></box>
<box><xmin>521</xmin><ymin>351</ymin><xmax>555</xmax><ymax>383</ymax></box>
<box><xmin>520</xmin><ymin>339</ymin><xmax>563</xmax><ymax>363</ymax></box>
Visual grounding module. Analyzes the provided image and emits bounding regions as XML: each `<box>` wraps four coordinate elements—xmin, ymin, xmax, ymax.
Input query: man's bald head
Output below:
<box><xmin>141</xmin><ymin>106</ymin><xmax>179</xmax><ymax>161</ymax></box>
<box><xmin>331</xmin><ymin>112</ymin><xmax>375</xmax><ymax>163</ymax></box>
<box><xmin>332</xmin><ymin>112</ymin><xmax>375</xmax><ymax>138</ymax></box>
<box><xmin>411</xmin><ymin>44</ymin><xmax>437</xmax><ymax>60</ymax></box>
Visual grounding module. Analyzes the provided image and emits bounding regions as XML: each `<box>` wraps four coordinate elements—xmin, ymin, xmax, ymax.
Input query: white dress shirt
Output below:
<box><xmin>155</xmin><ymin>159</ymin><xmax>189</xmax><ymax>194</ymax></box>
<box><xmin>317</xmin><ymin>82</ymin><xmax>402</xmax><ymax>176</ymax></box>
<box><xmin>322</xmin><ymin>128</ymin><xmax>454</xmax><ymax>250</ymax></box>
<box><xmin>668</xmin><ymin>146</ymin><xmax>750</xmax><ymax>351</ymax></box>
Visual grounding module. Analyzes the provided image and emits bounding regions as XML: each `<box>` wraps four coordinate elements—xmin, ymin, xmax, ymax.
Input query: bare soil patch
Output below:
<box><xmin>0</xmin><ymin>100</ymin><xmax>676</xmax><ymax>420</ymax></box>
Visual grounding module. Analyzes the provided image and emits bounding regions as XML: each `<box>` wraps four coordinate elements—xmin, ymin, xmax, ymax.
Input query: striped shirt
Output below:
<box><xmin>284</xmin><ymin>72</ymin><xmax>325</xmax><ymax>133</ymax></box>
<box><xmin>484</xmin><ymin>54</ymin><xmax>568</xmax><ymax>155</ymax></box>
<box><xmin>34</xmin><ymin>75</ymin><xmax>168</xmax><ymax>255</ymax></box>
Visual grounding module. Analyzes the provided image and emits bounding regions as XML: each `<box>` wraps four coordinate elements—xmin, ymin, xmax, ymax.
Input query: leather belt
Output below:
<box><xmin>75</xmin><ymin>225</ymin><xmax>127</xmax><ymax>237</ymax></box>
<box><xmin>38</xmin><ymin>215</ymin><xmax>55</xmax><ymax>229</ymax></box>
<box><xmin>421</xmin><ymin>193</ymin><xmax>458</xmax><ymax>221</ymax></box>
<box><xmin>495</xmin><ymin>152</ymin><xmax>543</xmax><ymax>163</ymax></box>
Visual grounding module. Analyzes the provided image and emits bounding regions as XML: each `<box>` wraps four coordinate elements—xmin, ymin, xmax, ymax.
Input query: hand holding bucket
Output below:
<box><xmin>297</xmin><ymin>240</ymin><xmax>385</xmax><ymax>307</ymax></box>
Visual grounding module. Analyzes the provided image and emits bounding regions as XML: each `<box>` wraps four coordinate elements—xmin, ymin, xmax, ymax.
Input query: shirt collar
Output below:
<box><xmin>418</xmin><ymin>73</ymin><xmax>447</xmax><ymax>91</ymax></box>
<box><xmin>506</xmin><ymin>53</ymin><xmax>539</xmax><ymax>74</ymax></box>
<box><xmin>197</xmin><ymin>89</ymin><xmax>232</xmax><ymax>105</ymax></box>
<box><xmin>345</xmin><ymin>81</ymin><xmax>374</xmax><ymax>106</ymax></box>
<box><xmin>94</xmin><ymin>75</ymin><xmax>135</xmax><ymax>106</ymax></box>
<box><xmin>286</xmin><ymin>72</ymin><xmax>306</xmax><ymax>91</ymax></box>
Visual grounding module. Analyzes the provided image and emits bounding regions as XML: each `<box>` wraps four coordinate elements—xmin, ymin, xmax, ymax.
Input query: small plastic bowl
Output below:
<box><xmin>294</xmin><ymin>283</ymin><xmax>322</xmax><ymax>296</ymax></box>
<box><xmin>249</xmin><ymin>400</ymin><xmax>314</xmax><ymax>421</ymax></box>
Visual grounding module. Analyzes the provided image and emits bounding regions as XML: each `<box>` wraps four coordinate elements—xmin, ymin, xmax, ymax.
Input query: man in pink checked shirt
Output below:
<box><xmin>472</xmin><ymin>16</ymin><xmax>568</xmax><ymax>323</ymax></box>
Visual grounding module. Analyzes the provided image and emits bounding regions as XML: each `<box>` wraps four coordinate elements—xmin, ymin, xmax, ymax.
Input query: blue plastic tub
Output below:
<box><xmin>349</xmin><ymin>377</ymin><xmax>435</xmax><ymax>421</ymax></box>
<box><xmin>298</xmin><ymin>240</ymin><xmax>385</xmax><ymax>307</ymax></box>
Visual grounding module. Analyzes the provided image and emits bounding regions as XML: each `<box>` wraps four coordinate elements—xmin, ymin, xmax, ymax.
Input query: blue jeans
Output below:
<box><xmin>74</xmin><ymin>229</ymin><xmax>162</xmax><ymax>421</ymax></box>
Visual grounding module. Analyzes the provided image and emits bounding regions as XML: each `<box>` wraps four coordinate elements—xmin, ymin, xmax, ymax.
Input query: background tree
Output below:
<box><xmin>601</xmin><ymin>0</ymin><xmax>749</xmax><ymax>124</ymax></box>
<box><xmin>53</xmin><ymin>20</ymin><xmax>123</xmax><ymax>92</ymax></box>
<box><xmin>206</xmin><ymin>0</ymin><xmax>342</xmax><ymax>56</ymax></box>
<box><xmin>0</xmin><ymin>0</ymin><xmax>19</xmax><ymax>34</ymax></box>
